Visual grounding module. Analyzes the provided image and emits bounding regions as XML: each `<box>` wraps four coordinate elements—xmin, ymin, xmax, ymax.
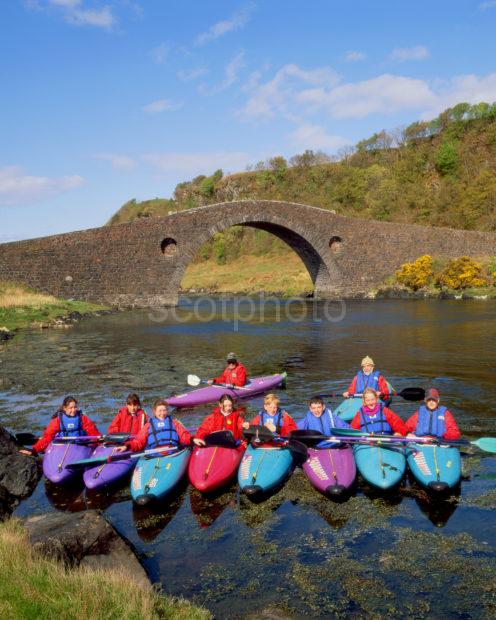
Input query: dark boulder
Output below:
<box><xmin>23</xmin><ymin>510</ymin><xmax>150</xmax><ymax>586</ymax></box>
<box><xmin>0</xmin><ymin>425</ymin><xmax>41</xmax><ymax>516</ymax></box>
<box><xmin>0</xmin><ymin>328</ymin><xmax>14</xmax><ymax>341</ymax></box>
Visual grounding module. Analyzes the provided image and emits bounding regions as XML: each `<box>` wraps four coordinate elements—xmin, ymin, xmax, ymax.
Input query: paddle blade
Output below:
<box><xmin>203</xmin><ymin>430</ymin><xmax>238</xmax><ymax>449</ymax></box>
<box><xmin>331</xmin><ymin>428</ymin><xmax>368</xmax><ymax>437</ymax></box>
<box><xmin>187</xmin><ymin>374</ymin><xmax>201</xmax><ymax>387</ymax></box>
<box><xmin>287</xmin><ymin>439</ymin><xmax>308</xmax><ymax>462</ymax></box>
<box><xmin>66</xmin><ymin>457</ymin><xmax>107</xmax><ymax>470</ymax></box>
<box><xmin>104</xmin><ymin>432</ymin><xmax>130</xmax><ymax>444</ymax></box>
<box><xmin>15</xmin><ymin>433</ymin><xmax>38</xmax><ymax>445</ymax></box>
<box><xmin>289</xmin><ymin>429</ymin><xmax>325</xmax><ymax>446</ymax></box>
<box><xmin>398</xmin><ymin>387</ymin><xmax>425</xmax><ymax>402</ymax></box>
<box><xmin>242</xmin><ymin>425</ymin><xmax>276</xmax><ymax>443</ymax></box>
<box><xmin>471</xmin><ymin>437</ymin><xmax>496</xmax><ymax>453</ymax></box>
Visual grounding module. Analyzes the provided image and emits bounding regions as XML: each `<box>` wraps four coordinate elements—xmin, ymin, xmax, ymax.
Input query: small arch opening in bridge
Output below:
<box><xmin>180</xmin><ymin>226</ymin><xmax>314</xmax><ymax>296</ymax></box>
<box><xmin>329</xmin><ymin>236</ymin><xmax>342</xmax><ymax>253</ymax></box>
<box><xmin>161</xmin><ymin>238</ymin><xmax>177</xmax><ymax>257</ymax></box>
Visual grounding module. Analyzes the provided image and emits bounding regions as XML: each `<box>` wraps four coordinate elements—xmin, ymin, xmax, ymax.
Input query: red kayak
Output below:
<box><xmin>188</xmin><ymin>445</ymin><xmax>244</xmax><ymax>493</ymax></box>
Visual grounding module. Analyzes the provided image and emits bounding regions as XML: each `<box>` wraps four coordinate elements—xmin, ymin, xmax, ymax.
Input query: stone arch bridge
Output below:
<box><xmin>1</xmin><ymin>200</ymin><xmax>495</xmax><ymax>307</ymax></box>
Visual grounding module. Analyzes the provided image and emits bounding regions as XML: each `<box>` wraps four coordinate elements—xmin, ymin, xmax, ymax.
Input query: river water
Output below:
<box><xmin>1</xmin><ymin>298</ymin><xmax>495</xmax><ymax>618</ymax></box>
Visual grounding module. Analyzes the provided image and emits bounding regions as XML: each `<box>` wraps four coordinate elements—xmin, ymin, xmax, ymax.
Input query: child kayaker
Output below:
<box><xmin>107</xmin><ymin>393</ymin><xmax>148</xmax><ymax>436</ymax></box>
<box><xmin>20</xmin><ymin>396</ymin><xmax>100</xmax><ymax>456</ymax></box>
<box><xmin>245</xmin><ymin>393</ymin><xmax>298</xmax><ymax>436</ymax></box>
<box><xmin>350</xmin><ymin>388</ymin><xmax>407</xmax><ymax>436</ymax></box>
<box><xmin>405</xmin><ymin>387</ymin><xmax>461</xmax><ymax>440</ymax></box>
<box><xmin>343</xmin><ymin>356</ymin><xmax>391</xmax><ymax>403</ymax></box>
<box><xmin>208</xmin><ymin>352</ymin><xmax>247</xmax><ymax>388</ymax></box>
<box><xmin>297</xmin><ymin>396</ymin><xmax>350</xmax><ymax>433</ymax></box>
<box><xmin>121</xmin><ymin>400</ymin><xmax>191</xmax><ymax>453</ymax></box>
<box><xmin>193</xmin><ymin>394</ymin><xmax>246</xmax><ymax>447</ymax></box>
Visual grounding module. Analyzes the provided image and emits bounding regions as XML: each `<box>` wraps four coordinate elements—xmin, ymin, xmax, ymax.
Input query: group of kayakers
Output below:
<box><xmin>21</xmin><ymin>353</ymin><xmax>461</xmax><ymax>460</ymax></box>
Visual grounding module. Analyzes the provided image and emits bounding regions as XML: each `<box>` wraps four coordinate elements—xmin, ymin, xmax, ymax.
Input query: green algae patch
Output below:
<box><xmin>461</xmin><ymin>488</ymin><xmax>496</xmax><ymax>510</ymax></box>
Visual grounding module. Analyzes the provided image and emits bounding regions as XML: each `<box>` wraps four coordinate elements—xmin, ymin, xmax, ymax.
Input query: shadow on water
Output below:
<box><xmin>189</xmin><ymin>486</ymin><xmax>237</xmax><ymax>529</ymax></box>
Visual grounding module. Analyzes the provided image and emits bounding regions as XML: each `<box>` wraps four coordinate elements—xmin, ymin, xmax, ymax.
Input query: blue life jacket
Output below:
<box><xmin>359</xmin><ymin>404</ymin><xmax>392</xmax><ymax>435</ymax></box>
<box><xmin>259</xmin><ymin>409</ymin><xmax>283</xmax><ymax>433</ymax></box>
<box><xmin>415</xmin><ymin>404</ymin><xmax>447</xmax><ymax>438</ymax></box>
<box><xmin>298</xmin><ymin>408</ymin><xmax>349</xmax><ymax>434</ymax></box>
<box><xmin>146</xmin><ymin>417</ymin><xmax>179</xmax><ymax>449</ymax></box>
<box><xmin>355</xmin><ymin>370</ymin><xmax>381</xmax><ymax>394</ymax></box>
<box><xmin>56</xmin><ymin>411</ymin><xmax>85</xmax><ymax>438</ymax></box>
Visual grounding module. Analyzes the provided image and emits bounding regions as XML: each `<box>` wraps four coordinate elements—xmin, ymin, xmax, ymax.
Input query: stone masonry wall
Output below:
<box><xmin>0</xmin><ymin>200</ymin><xmax>495</xmax><ymax>307</ymax></box>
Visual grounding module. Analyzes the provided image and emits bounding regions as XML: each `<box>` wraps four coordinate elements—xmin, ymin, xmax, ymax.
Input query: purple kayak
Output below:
<box><xmin>302</xmin><ymin>445</ymin><xmax>356</xmax><ymax>496</ymax></box>
<box><xmin>83</xmin><ymin>444</ymin><xmax>135</xmax><ymax>490</ymax></box>
<box><xmin>166</xmin><ymin>373</ymin><xmax>287</xmax><ymax>408</ymax></box>
<box><xmin>43</xmin><ymin>441</ymin><xmax>94</xmax><ymax>484</ymax></box>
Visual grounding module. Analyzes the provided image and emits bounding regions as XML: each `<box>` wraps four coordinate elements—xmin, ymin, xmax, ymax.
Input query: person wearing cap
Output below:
<box><xmin>405</xmin><ymin>388</ymin><xmax>461</xmax><ymax>440</ymax></box>
<box><xmin>207</xmin><ymin>353</ymin><xmax>247</xmax><ymax>388</ymax></box>
<box><xmin>343</xmin><ymin>356</ymin><xmax>391</xmax><ymax>402</ymax></box>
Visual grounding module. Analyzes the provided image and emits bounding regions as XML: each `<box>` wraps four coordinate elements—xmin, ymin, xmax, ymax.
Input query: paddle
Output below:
<box><xmin>187</xmin><ymin>374</ymin><xmax>252</xmax><ymax>392</ymax></box>
<box><xmin>203</xmin><ymin>430</ymin><xmax>239</xmax><ymax>449</ymax></box>
<box><xmin>15</xmin><ymin>432</ymin><xmax>131</xmax><ymax>446</ymax></box>
<box><xmin>317</xmin><ymin>387</ymin><xmax>425</xmax><ymax>402</ymax></box>
<box><xmin>242</xmin><ymin>425</ymin><xmax>308</xmax><ymax>461</ymax></box>
<box><xmin>66</xmin><ymin>445</ymin><xmax>181</xmax><ymax>471</ymax></box>
<box><xmin>329</xmin><ymin>427</ymin><xmax>496</xmax><ymax>453</ymax></box>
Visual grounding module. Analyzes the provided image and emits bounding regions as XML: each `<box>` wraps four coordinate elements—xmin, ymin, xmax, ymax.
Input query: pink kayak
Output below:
<box><xmin>188</xmin><ymin>445</ymin><xmax>244</xmax><ymax>493</ymax></box>
<box><xmin>167</xmin><ymin>373</ymin><xmax>287</xmax><ymax>408</ymax></box>
<box><xmin>302</xmin><ymin>445</ymin><xmax>356</xmax><ymax>496</ymax></box>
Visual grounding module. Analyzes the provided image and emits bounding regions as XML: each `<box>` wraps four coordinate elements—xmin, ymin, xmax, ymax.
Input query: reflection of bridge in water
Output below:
<box><xmin>1</xmin><ymin>200</ymin><xmax>495</xmax><ymax>307</ymax></box>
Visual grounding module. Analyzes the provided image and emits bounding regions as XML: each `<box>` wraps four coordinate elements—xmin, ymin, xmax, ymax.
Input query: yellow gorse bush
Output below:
<box><xmin>436</xmin><ymin>256</ymin><xmax>487</xmax><ymax>290</ymax></box>
<box><xmin>395</xmin><ymin>255</ymin><xmax>434</xmax><ymax>291</ymax></box>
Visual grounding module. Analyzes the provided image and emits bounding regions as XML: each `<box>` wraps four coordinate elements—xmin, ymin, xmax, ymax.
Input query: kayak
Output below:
<box><xmin>83</xmin><ymin>444</ymin><xmax>135</xmax><ymax>490</ymax></box>
<box><xmin>43</xmin><ymin>441</ymin><xmax>94</xmax><ymax>484</ymax></box>
<box><xmin>335</xmin><ymin>381</ymin><xmax>394</xmax><ymax>422</ymax></box>
<box><xmin>353</xmin><ymin>442</ymin><xmax>406</xmax><ymax>490</ymax></box>
<box><xmin>131</xmin><ymin>448</ymin><xmax>191</xmax><ymax>505</ymax></box>
<box><xmin>407</xmin><ymin>443</ymin><xmax>461</xmax><ymax>492</ymax></box>
<box><xmin>188</xmin><ymin>445</ymin><xmax>244</xmax><ymax>493</ymax></box>
<box><xmin>303</xmin><ymin>444</ymin><xmax>356</xmax><ymax>496</ymax></box>
<box><xmin>167</xmin><ymin>373</ymin><xmax>287</xmax><ymax>408</ymax></box>
<box><xmin>238</xmin><ymin>444</ymin><xmax>293</xmax><ymax>495</ymax></box>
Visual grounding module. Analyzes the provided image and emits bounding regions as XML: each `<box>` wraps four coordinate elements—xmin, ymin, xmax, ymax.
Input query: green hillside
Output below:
<box><xmin>108</xmin><ymin>103</ymin><xmax>496</xmax><ymax>294</ymax></box>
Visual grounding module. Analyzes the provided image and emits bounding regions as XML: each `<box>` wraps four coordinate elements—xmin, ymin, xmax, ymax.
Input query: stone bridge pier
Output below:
<box><xmin>1</xmin><ymin>200</ymin><xmax>495</xmax><ymax>307</ymax></box>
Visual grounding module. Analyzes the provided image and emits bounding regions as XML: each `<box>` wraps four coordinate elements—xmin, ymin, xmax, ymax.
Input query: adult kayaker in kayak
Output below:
<box><xmin>118</xmin><ymin>400</ymin><xmax>191</xmax><ymax>453</ymax></box>
<box><xmin>350</xmin><ymin>388</ymin><xmax>407</xmax><ymax>436</ymax></box>
<box><xmin>193</xmin><ymin>394</ymin><xmax>246</xmax><ymax>447</ymax></box>
<box><xmin>244</xmin><ymin>393</ymin><xmax>297</xmax><ymax>436</ymax></box>
<box><xmin>20</xmin><ymin>396</ymin><xmax>100</xmax><ymax>456</ymax></box>
<box><xmin>107</xmin><ymin>393</ymin><xmax>148</xmax><ymax>436</ymax></box>
<box><xmin>297</xmin><ymin>396</ymin><xmax>350</xmax><ymax>433</ymax></box>
<box><xmin>343</xmin><ymin>356</ymin><xmax>391</xmax><ymax>404</ymax></box>
<box><xmin>405</xmin><ymin>387</ymin><xmax>461</xmax><ymax>440</ymax></box>
<box><xmin>207</xmin><ymin>352</ymin><xmax>247</xmax><ymax>388</ymax></box>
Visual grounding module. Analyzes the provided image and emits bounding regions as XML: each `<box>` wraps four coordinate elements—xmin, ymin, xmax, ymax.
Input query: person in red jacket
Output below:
<box><xmin>245</xmin><ymin>393</ymin><xmax>297</xmax><ymax>437</ymax></box>
<box><xmin>107</xmin><ymin>393</ymin><xmax>148</xmax><ymax>436</ymax></box>
<box><xmin>123</xmin><ymin>400</ymin><xmax>191</xmax><ymax>453</ymax></box>
<box><xmin>21</xmin><ymin>396</ymin><xmax>100</xmax><ymax>455</ymax></box>
<box><xmin>351</xmin><ymin>388</ymin><xmax>407</xmax><ymax>436</ymax></box>
<box><xmin>405</xmin><ymin>387</ymin><xmax>461</xmax><ymax>440</ymax></box>
<box><xmin>343</xmin><ymin>356</ymin><xmax>391</xmax><ymax>402</ymax></box>
<box><xmin>208</xmin><ymin>352</ymin><xmax>247</xmax><ymax>388</ymax></box>
<box><xmin>193</xmin><ymin>394</ymin><xmax>246</xmax><ymax>446</ymax></box>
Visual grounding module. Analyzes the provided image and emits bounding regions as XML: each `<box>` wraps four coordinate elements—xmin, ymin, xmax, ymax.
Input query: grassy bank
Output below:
<box><xmin>181</xmin><ymin>251</ymin><xmax>313</xmax><ymax>297</ymax></box>
<box><xmin>0</xmin><ymin>519</ymin><xmax>210</xmax><ymax>620</ymax></box>
<box><xmin>0</xmin><ymin>281</ymin><xmax>108</xmax><ymax>331</ymax></box>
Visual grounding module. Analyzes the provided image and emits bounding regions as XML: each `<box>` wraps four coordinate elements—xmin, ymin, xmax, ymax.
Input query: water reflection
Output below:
<box><xmin>189</xmin><ymin>487</ymin><xmax>236</xmax><ymax>529</ymax></box>
<box><xmin>132</xmin><ymin>487</ymin><xmax>187</xmax><ymax>542</ymax></box>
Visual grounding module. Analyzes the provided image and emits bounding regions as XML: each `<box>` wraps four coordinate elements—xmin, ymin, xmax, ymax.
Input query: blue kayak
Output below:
<box><xmin>407</xmin><ymin>443</ymin><xmax>461</xmax><ymax>492</ymax></box>
<box><xmin>131</xmin><ymin>448</ymin><xmax>191</xmax><ymax>505</ymax></box>
<box><xmin>353</xmin><ymin>443</ymin><xmax>406</xmax><ymax>490</ymax></box>
<box><xmin>334</xmin><ymin>397</ymin><xmax>362</xmax><ymax>422</ymax></box>
<box><xmin>238</xmin><ymin>444</ymin><xmax>293</xmax><ymax>496</ymax></box>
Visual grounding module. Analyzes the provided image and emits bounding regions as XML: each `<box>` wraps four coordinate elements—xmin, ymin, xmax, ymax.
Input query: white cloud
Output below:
<box><xmin>423</xmin><ymin>72</ymin><xmax>496</xmax><ymax>117</ymax></box>
<box><xmin>94</xmin><ymin>153</ymin><xmax>136</xmax><ymax>170</ymax></box>
<box><xmin>196</xmin><ymin>2</ymin><xmax>255</xmax><ymax>45</ymax></box>
<box><xmin>142</xmin><ymin>99</ymin><xmax>182</xmax><ymax>114</ymax></box>
<box><xmin>149</xmin><ymin>42</ymin><xmax>168</xmax><ymax>65</ymax></box>
<box><xmin>479</xmin><ymin>1</ymin><xmax>496</xmax><ymax>9</ymax></box>
<box><xmin>141</xmin><ymin>151</ymin><xmax>253</xmax><ymax>176</ymax></box>
<box><xmin>177</xmin><ymin>67</ymin><xmax>208</xmax><ymax>81</ymax></box>
<box><xmin>34</xmin><ymin>0</ymin><xmax>116</xmax><ymax>29</ymax></box>
<box><xmin>345</xmin><ymin>50</ymin><xmax>366</xmax><ymax>62</ymax></box>
<box><xmin>390</xmin><ymin>45</ymin><xmax>430</xmax><ymax>62</ymax></box>
<box><xmin>199</xmin><ymin>51</ymin><xmax>246</xmax><ymax>95</ymax></box>
<box><xmin>289</xmin><ymin>125</ymin><xmax>350</xmax><ymax>152</ymax></box>
<box><xmin>0</xmin><ymin>166</ymin><xmax>84</xmax><ymax>207</ymax></box>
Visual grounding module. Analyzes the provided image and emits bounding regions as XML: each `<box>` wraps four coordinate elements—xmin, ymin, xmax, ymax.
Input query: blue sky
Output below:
<box><xmin>1</xmin><ymin>0</ymin><xmax>496</xmax><ymax>241</ymax></box>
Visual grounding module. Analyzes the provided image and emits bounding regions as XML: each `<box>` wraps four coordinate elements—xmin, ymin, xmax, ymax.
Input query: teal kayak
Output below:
<box><xmin>353</xmin><ymin>443</ymin><xmax>406</xmax><ymax>490</ymax></box>
<box><xmin>334</xmin><ymin>397</ymin><xmax>362</xmax><ymax>422</ymax></box>
<box><xmin>238</xmin><ymin>444</ymin><xmax>293</xmax><ymax>496</ymax></box>
<box><xmin>131</xmin><ymin>448</ymin><xmax>191</xmax><ymax>505</ymax></box>
<box><xmin>407</xmin><ymin>443</ymin><xmax>461</xmax><ymax>492</ymax></box>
